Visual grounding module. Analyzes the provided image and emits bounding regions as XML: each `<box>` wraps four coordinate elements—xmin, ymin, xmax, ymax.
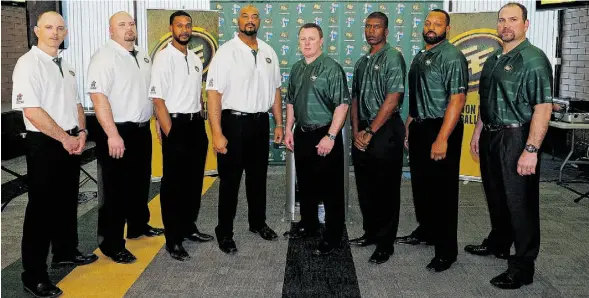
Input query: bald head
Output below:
<box><xmin>34</xmin><ymin>11</ymin><xmax>66</xmax><ymax>50</ymax></box>
<box><xmin>238</xmin><ymin>4</ymin><xmax>260</xmax><ymax>37</ymax></box>
<box><xmin>109</xmin><ymin>11</ymin><xmax>137</xmax><ymax>45</ymax></box>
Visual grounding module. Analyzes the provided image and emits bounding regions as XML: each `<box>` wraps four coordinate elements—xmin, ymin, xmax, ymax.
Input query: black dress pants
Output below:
<box><xmin>95</xmin><ymin>122</ymin><xmax>152</xmax><ymax>256</ymax></box>
<box><xmin>408</xmin><ymin>118</ymin><xmax>463</xmax><ymax>259</ymax></box>
<box><xmin>294</xmin><ymin>125</ymin><xmax>345</xmax><ymax>245</ymax></box>
<box><xmin>215</xmin><ymin>110</ymin><xmax>269</xmax><ymax>239</ymax></box>
<box><xmin>160</xmin><ymin>115</ymin><xmax>208</xmax><ymax>245</ymax></box>
<box><xmin>22</xmin><ymin>130</ymin><xmax>80</xmax><ymax>284</ymax></box>
<box><xmin>352</xmin><ymin>114</ymin><xmax>405</xmax><ymax>249</ymax></box>
<box><xmin>480</xmin><ymin>125</ymin><xmax>540</xmax><ymax>278</ymax></box>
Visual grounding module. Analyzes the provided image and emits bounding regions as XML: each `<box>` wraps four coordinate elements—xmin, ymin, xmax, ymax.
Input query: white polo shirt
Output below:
<box><xmin>12</xmin><ymin>46</ymin><xmax>81</xmax><ymax>132</ymax></box>
<box><xmin>149</xmin><ymin>43</ymin><xmax>203</xmax><ymax>113</ymax></box>
<box><xmin>205</xmin><ymin>32</ymin><xmax>281</xmax><ymax>113</ymax></box>
<box><xmin>86</xmin><ymin>39</ymin><xmax>152</xmax><ymax>123</ymax></box>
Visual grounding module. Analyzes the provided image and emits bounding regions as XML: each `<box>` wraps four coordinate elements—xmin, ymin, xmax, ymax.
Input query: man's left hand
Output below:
<box><xmin>73</xmin><ymin>133</ymin><xmax>87</xmax><ymax>155</ymax></box>
<box><xmin>274</xmin><ymin>126</ymin><xmax>284</xmax><ymax>144</ymax></box>
<box><xmin>431</xmin><ymin>138</ymin><xmax>448</xmax><ymax>161</ymax></box>
<box><xmin>316</xmin><ymin>136</ymin><xmax>334</xmax><ymax>156</ymax></box>
<box><xmin>517</xmin><ymin>151</ymin><xmax>538</xmax><ymax>176</ymax></box>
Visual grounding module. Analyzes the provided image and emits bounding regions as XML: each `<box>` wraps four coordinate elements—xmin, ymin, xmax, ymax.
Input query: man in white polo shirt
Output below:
<box><xmin>150</xmin><ymin>10</ymin><xmax>214</xmax><ymax>262</ymax></box>
<box><xmin>12</xmin><ymin>11</ymin><xmax>98</xmax><ymax>298</ymax></box>
<box><xmin>87</xmin><ymin>11</ymin><xmax>163</xmax><ymax>264</ymax></box>
<box><xmin>206</xmin><ymin>4</ymin><xmax>283</xmax><ymax>254</ymax></box>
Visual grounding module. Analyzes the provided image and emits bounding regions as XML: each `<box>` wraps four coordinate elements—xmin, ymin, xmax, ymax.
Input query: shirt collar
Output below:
<box><xmin>502</xmin><ymin>38</ymin><xmax>531</xmax><ymax>58</ymax></box>
<box><xmin>367</xmin><ymin>43</ymin><xmax>391</xmax><ymax>58</ymax></box>
<box><xmin>167</xmin><ymin>42</ymin><xmax>187</xmax><ymax>57</ymax></box>
<box><xmin>107</xmin><ymin>39</ymin><xmax>138</xmax><ymax>55</ymax></box>
<box><xmin>233</xmin><ymin>32</ymin><xmax>262</xmax><ymax>53</ymax></box>
<box><xmin>31</xmin><ymin>46</ymin><xmax>58</xmax><ymax>62</ymax></box>
<box><xmin>423</xmin><ymin>39</ymin><xmax>449</xmax><ymax>54</ymax></box>
<box><xmin>303</xmin><ymin>53</ymin><xmax>325</xmax><ymax>66</ymax></box>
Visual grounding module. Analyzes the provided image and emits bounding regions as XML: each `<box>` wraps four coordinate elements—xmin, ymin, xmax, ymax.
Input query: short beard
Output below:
<box><xmin>174</xmin><ymin>35</ymin><xmax>191</xmax><ymax>45</ymax></box>
<box><xmin>124</xmin><ymin>35</ymin><xmax>136</xmax><ymax>42</ymax></box>
<box><xmin>240</xmin><ymin>28</ymin><xmax>257</xmax><ymax>36</ymax></box>
<box><xmin>423</xmin><ymin>31</ymin><xmax>446</xmax><ymax>45</ymax></box>
<box><xmin>499</xmin><ymin>32</ymin><xmax>515</xmax><ymax>42</ymax></box>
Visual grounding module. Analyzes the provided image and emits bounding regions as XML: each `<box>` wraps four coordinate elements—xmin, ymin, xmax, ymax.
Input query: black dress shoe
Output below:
<box><xmin>490</xmin><ymin>270</ymin><xmax>533</xmax><ymax>289</ymax></box>
<box><xmin>107</xmin><ymin>249</ymin><xmax>137</xmax><ymax>264</ymax></box>
<box><xmin>349</xmin><ymin>235</ymin><xmax>376</xmax><ymax>247</ymax></box>
<box><xmin>426</xmin><ymin>257</ymin><xmax>456</xmax><ymax>272</ymax></box>
<box><xmin>23</xmin><ymin>281</ymin><xmax>63</xmax><ymax>298</ymax></box>
<box><xmin>395</xmin><ymin>234</ymin><xmax>432</xmax><ymax>245</ymax></box>
<box><xmin>166</xmin><ymin>243</ymin><xmax>191</xmax><ymax>261</ymax></box>
<box><xmin>249</xmin><ymin>224</ymin><xmax>278</xmax><ymax>241</ymax></box>
<box><xmin>464</xmin><ymin>239</ymin><xmax>510</xmax><ymax>259</ymax></box>
<box><xmin>286</xmin><ymin>226</ymin><xmax>317</xmax><ymax>239</ymax></box>
<box><xmin>51</xmin><ymin>250</ymin><xmax>99</xmax><ymax>268</ymax></box>
<box><xmin>127</xmin><ymin>226</ymin><xmax>165</xmax><ymax>239</ymax></box>
<box><xmin>369</xmin><ymin>247</ymin><xmax>394</xmax><ymax>264</ymax></box>
<box><xmin>312</xmin><ymin>241</ymin><xmax>339</xmax><ymax>256</ymax></box>
<box><xmin>185</xmin><ymin>230</ymin><xmax>214</xmax><ymax>242</ymax></box>
<box><xmin>218</xmin><ymin>237</ymin><xmax>238</xmax><ymax>254</ymax></box>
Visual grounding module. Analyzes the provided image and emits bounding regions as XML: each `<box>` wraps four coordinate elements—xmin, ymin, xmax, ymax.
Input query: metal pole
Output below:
<box><xmin>285</xmin><ymin>150</ymin><xmax>296</xmax><ymax>221</ymax></box>
<box><xmin>342</xmin><ymin>114</ymin><xmax>351</xmax><ymax>223</ymax></box>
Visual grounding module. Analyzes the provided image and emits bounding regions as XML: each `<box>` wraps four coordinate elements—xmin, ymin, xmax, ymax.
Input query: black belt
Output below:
<box><xmin>170</xmin><ymin>112</ymin><xmax>202</xmax><ymax>121</ymax></box>
<box><xmin>298</xmin><ymin>124</ymin><xmax>328</xmax><ymax>132</ymax></box>
<box><xmin>359</xmin><ymin>112</ymin><xmax>400</xmax><ymax>127</ymax></box>
<box><xmin>483</xmin><ymin>123</ymin><xmax>524</xmax><ymax>132</ymax></box>
<box><xmin>65</xmin><ymin>126</ymin><xmax>79</xmax><ymax>136</ymax></box>
<box><xmin>115</xmin><ymin>121</ymin><xmax>150</xmax><ymax>128</ymax></box>
<box><xmin>223</xmin><ymin>109</ymin><xmax>266</xmax><ymax>118</ymax></box>
<box><xmin>412</xmin><ymin>117</ymin><xmax>443</xmax><ymax>123</ymax></box>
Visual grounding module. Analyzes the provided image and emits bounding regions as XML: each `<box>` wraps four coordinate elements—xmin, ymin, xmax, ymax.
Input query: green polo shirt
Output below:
<box><xmin>479</xmin><ymin>39</ymin><xmax>553</xmax><ymax>126</ymax></box>
<box><xmin>408</xmin><ymin>39</ymin><xmax>469</xmax><ymax>119</ymax></box>
<box><xmin>286</xmin><ymin>53</ymin><xmax>350</xmax><ymax>126</ymax></box>
<box><xmin>352</xmin><ymin>43</ymin><xmax>406</xmax><ymax>121</ymax></box>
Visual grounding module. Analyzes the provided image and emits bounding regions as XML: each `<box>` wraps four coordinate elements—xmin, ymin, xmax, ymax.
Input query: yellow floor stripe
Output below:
<box><xmin>57</xmin><ymin>176</ymin><xmax>217</xmax><ymax>297</ymax></box>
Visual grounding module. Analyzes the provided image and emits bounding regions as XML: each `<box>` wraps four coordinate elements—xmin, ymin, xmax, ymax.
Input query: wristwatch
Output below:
<box><xmin>326</xmin><ymin>133</ymin><xmax>336</xmax><ymax>141</ymax></box>
<box><xmin>364</xmin><ymin>126</ymin><xmax>376</xmax><ymax>136</ymax></box>
<box><xmin>525</xmin><ymin>144</ymin><xmax>538</xmax><ymax>153</ymax></box>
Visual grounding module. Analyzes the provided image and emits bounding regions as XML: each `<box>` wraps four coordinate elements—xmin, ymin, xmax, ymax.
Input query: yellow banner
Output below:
<box><xmin>448</xmin><ymin>13</ymin><xmax>502</xmax><ymax>180</ymax></box>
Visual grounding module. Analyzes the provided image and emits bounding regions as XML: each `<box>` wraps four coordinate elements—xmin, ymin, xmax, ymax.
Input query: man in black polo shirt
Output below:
<box><xmin>465</xmin><ymin>3</ymin><xmax>553</xmax><ymax>289</ymax></box>
<box><xmin>347</xmin><ymin>12</ymin><xmax>406</xmax><ymax>265</ymax></box>
<box><xmin>284</xmin><ymin>23</ymin><xmax>350</xmax><ymax>256</ymax></box>
<box><xmin>396</xmin><ymin>9</ymin><xmax>468</xmax><ymax>272</ymax></box>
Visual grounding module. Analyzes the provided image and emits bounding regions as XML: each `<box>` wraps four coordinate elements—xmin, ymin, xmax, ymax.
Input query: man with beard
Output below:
<box><xmin>347</xmin><ymin>12</ymin><xmax>406</xmax><ymax>265</ymax></box>
<box><xmin>396</xmin><ymin>9</ymin><xmax>468</xmax><ymax>272</ymax></box>
<box><xmin>206</xmin><ymin>4</ymin><xmax>283</xmax><ymax>254</ymax></box>
<box><xmin>284</xmin><ymin>23</ymin><xmax>349</xmax><ymax>256</ymax></box>
<box><xmin>87</xmin><ymin>11</ymin><xmax>164</xmax><ymax>264</ymax></box>
<box><xmin>466</xmin><ymin>3</ymin><xmax>552</xmax><ymax>289</ymax></box>
<box><xmin>149</xmin><ymin>10</ymin><xmax>214</xmax><ymax>261</ymax></box>
<box><xmin>13</xmin><ymin>11</ymin><xmax>98</xmax><ymax>297</ymax></box>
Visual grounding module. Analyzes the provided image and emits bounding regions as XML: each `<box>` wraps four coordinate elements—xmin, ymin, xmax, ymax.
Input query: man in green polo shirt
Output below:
<box><xmin>346</xmin><ymin>12</ymin><xmax>406</xmax><ymax>265</ymax></box>
<box><xmin>466</xmin><ymin>3</ymin><xmax>553</xmax><ymax>289</ymax></box>
<box><xmin>284</xmin><ymin>23</ymin><xmax>350</xmax><ymax>256</ymax></box>
<box><xmin>396</xmin><ymin>9</ymin><xmax>468</xmax><ymax>273</ymax></box>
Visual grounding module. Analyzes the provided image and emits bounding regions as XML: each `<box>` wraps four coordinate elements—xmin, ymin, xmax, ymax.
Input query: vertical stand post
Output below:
<box><xmin>285</xmin><ymin>150</ymin><xmax>296</xmax><ymax>221</ymax></box>
<box><xmin>342</xmin><ymin>114</ymin><xmax>351</xmax><ymax>223</ymax></box>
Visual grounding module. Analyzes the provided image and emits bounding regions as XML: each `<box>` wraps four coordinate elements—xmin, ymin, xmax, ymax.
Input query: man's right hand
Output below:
<box><xmin>108</xmin><ymin>135</ymin><xmax>125</xmax><ymax>159</ymax></box>
<box><xmin>213</xmin><ymin>133</ymin><xmax>228</xmax><ymax>154</ymax></box>
<box><xmin>62</xmin><ymin>135</ymin><xmax>79</xmax><ymax>155</ymax></box>
<box><xmin>284</xmin><ymin>131</ymin><xmax>294</xmax><ymax>151</ymax></box>
<box><xmin>404</xmin><ymin>125</ymin><xmax>409</xmax><ymax>150</ymax></box>
<box><xmin>470</xmin><ymin>130</ymin><xmax>481</xmax><ymax>157</ymax></box>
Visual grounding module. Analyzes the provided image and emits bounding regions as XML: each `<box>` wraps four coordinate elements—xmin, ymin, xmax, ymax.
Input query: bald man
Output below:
<box><xmin>12</xmin><ymin>11</ymin><xmax>97</xmax><ymax>297</ymax></box>
<box><xmin>206</xmin><ymin>5</ymin><xmax>282</xmax><ymax>254</ymax></box>
<box><xmin>87</xmin><ymin>11</ymin><xmax>163</xmax><ymax>264</ymax></box>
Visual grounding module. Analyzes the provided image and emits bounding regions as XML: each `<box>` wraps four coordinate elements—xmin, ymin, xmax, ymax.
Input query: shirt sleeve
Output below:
<box><xmin>86</xmin><ymin>50</ymin><xmax>114</xmax><ymax>96</ymax></box>
<box><xmin>12</xmin><ymin>57</ymin><xmax>42</xmax><ymax>110</ymax></box>
<box><xmin>444</xmin><ymin>54</ymin><xmax>469</xmax><ymax>96</ymax></box>
<box><xmin>328</xmin><ymin>64</ymin><xmax>351</xmax><ymax>106</ymax></box>
<box><xmin>285</xmin><ymin>65</ymin><xmax>296</xmax><ymax>105</ymax></box>
<box><xmin>273</xmin><ymin>50</ymin><xmax>281</xmax><ymax>90</ymax></box>
<box><xmin>205</xmin><ymin>48</ymin><xmax>227</xmax><ymax>93</ymax></box>
<box><xmin>149</xmin><ymin>51</ymin><xmax>169</xmax><ymax>100</ymax></box>
<box><xmin>351</xmin><ymin>60</ymin><xmax>360</xmax><ymax>100</ymax></box>
<box><xmin>524</xmin><ymin>56</ymin><xmax>553</xmax><ymax>106</ymax></box>
<box><xmin>385</xmin><ymin>51</ymin><xmax>406</xmax><ymax>94</ymax></box>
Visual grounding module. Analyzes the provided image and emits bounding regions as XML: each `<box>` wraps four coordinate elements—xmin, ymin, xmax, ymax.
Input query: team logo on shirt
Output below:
<box><xmin>208</xmin><ymin>79</ymin><xmax>214</xmax><ymax>87</ymax></box>
<box><xmin>69</xmin><ymin>70</ymin><xmax>75</xmax><ymax>76</ymax></box>
<box><xmin>16</xmin><ymin>93</ymin><xmax>23</xmax><ymax>104</ymax></box>
<box><xmin>150</xmin><ymin>86</ymin><xmax>156</xmax><ymax>95</ymax></box>
<box><xmin>425</xmin><ymin>59</ymin><xmax>432</xmax><ymax>66</ymax></box>
<box><xmin>90</xmin><ymin>81</ymin><xmax>97</xmax><ymax>90</ymax></box>
<box><xmin>195</xmin><ymin>66</ymin><xmax>200</xmax><ymax>72</ymax></box>
<box><xmin>504</xmin><ymin>65</ymin><xmax>513</xmax><ymax>72</ymax></box>
<box><xmin>374</xmin><ymin>64</ymin><xmax>380</xmax><ymax>71</ymax></box>
<box><xmin>310</xmin><ymin>75</ymin><xmax>317</xmax><ymax>81</ymax></box>
<box><xmin>266</xmin><ymin>57</ymin><xmax>272</xmax><ymax>64</ymax></box>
